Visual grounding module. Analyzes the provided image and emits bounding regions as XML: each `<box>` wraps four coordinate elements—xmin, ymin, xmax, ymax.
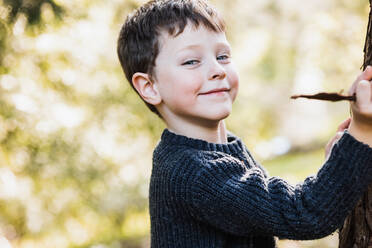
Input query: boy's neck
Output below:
<box><xmin>167</xmin><ymin>120</ymin><xmax>228</xmax><ymax>144</ymax></box>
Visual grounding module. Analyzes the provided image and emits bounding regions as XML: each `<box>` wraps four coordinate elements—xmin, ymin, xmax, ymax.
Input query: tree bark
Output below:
<box><xmin>338</xmin><ymin>1</ymin><xmax>372</xmax><ymax>247</ymax></box>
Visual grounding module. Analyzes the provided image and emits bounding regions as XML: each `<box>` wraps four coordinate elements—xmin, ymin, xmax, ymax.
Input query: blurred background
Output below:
<box><xmin>0</xmin><ymin>0</ymin><xmax>369</xmax><ymax>247</ymax></box>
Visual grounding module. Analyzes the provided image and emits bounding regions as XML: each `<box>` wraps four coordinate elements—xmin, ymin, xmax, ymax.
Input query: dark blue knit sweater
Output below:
<box><xmin>149</xmin><ymin>129</ymin><xmax>372</xmax><ymax>247</ymax></box>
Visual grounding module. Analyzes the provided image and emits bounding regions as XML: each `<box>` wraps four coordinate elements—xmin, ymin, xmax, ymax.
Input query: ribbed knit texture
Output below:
<box><xmin>149</xmin><ymin>129</ymin><xmax>372</xmax><ymax>248</ymax></box>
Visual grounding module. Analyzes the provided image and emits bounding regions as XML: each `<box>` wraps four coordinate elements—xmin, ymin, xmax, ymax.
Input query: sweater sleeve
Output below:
<box><xmin>187</xmin><ymin>131</ymin><xmax>372</xmax><ymax>240</ymax></box>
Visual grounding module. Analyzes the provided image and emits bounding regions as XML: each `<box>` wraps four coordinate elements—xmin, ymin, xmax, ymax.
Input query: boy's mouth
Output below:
<box><xmin>199</xmin><ymin>88</ymin><xmax>230</xmax><ymax>95</ymax></box>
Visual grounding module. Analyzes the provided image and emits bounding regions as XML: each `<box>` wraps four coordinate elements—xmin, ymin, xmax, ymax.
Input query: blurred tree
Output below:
<box><xmin>0</xmin><ymin>0</ymin><xmax>155</xmax><ymax>247</ymax></box>
<box><xmin>339</xmin><ymin>1</ymin><xmax>372</xmax><ymax>247</ymax></box>
<box><xmin>0</xmin><ymin>0</ymin><xmax>63</xmax><ymax>67</ymax></box>
<box><xmin>0</xmin><ymin>0</ymin><xmax>369</xmax><ymax>247</ymax></box>
<box><xmin>3</xmin><ymin>0</ymin><xmax>63</xmax><ymax>25</ymax></box>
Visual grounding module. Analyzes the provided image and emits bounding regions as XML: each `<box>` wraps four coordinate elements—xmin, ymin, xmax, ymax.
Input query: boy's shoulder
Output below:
<box><xmin>153</xmin><ymin>132</ymin><xmax>223</xmax><ymax>165</ymax></box>
<box><xmin>152</xmin><ymin>129</ymin><xmax>247</xmax><ymax>172</ymax></box>
<box><xmin>154</xmin><ymin>128</ymin><xmax>244</xmax><ymax>153</ymax></box>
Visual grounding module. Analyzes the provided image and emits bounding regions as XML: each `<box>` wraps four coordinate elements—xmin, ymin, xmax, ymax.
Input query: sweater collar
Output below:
<box><xmin>161</xmin><ymin>128</ymin><xmax>245</xmax><ymax>154</ymax></box>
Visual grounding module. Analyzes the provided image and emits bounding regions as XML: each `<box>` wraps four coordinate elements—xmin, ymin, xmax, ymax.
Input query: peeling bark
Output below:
<box><xmin>338</xmin><ymin>2</ymin><xmax>372</xmax><ymax>247</ymax></box>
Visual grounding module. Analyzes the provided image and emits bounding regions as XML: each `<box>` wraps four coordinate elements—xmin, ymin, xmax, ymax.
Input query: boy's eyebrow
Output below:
<box><xmin>215</xmin><ymin>42</ymin><xmax>232</xmax><ymax>52</ymax></box>
<box><xmin>176</xmin><ymin>44</ymin><xmax>203</xmax><ymax>53</ymax></box>
<box><xmin>176</xmin><ymin>42</ymin><xmax>231</xmax><ymax>54</ymax></box>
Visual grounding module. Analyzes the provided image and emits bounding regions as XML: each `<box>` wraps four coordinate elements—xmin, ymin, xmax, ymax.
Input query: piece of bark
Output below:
<box><xmin>291</xmin><ymin>92</ymin><xmax>356</xmax><ymax>102</ymax></box>
<box><xmin>339</xmin><ymin>0</ymin><xmax>372</xmax><ymax>247</ymax></box>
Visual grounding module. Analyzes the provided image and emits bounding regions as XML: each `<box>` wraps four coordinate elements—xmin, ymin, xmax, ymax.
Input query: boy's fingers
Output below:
<box><xmin>337</xmin><ymin>118</ymin><xmax>351</xmax><ymax>132</ymax></box>
<box><xmin>326</xmin><ymin>118</ymin><xmax>351</xmax><ymax>160</ymax></box>
<box><xmin>362</xmin><ymin>66</ymin><xmax>372</xmax><ymax>81</ymax></box>
<box><xmin>325</xmin><ymin>131</ymin><xmax>344</xmax><ymax>159</ymax></box>
<box><xmin>329</xmin><ymin>132</ymin><xmax>344</xmax><ymax>145</ymax></box>
<box><xmin>348</xmin><ymin>66</ymin><xmax>372</xmax><ymax>95</ymax></box>
<box><xmin>356</xmin><ymin>80</ymin><xmax>372</xmax><ymax>106</ymax></box>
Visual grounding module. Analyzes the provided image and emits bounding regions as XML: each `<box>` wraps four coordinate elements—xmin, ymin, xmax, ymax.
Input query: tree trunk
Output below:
<box><xmin>338</xmin><ymin>1</ymin><xmax>372</xmax><ymax>247</ymax></box>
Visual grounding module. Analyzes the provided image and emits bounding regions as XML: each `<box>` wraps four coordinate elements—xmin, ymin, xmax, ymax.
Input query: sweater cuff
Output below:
<box><xmin>333</xmin><ymin>130</ymin><xmax>372</xmax><ymax>170</ymax></box>
<box><xmin>342</xmin><ymin>129</ymin><xmax>372</xmax><ymax>149</ymax></box>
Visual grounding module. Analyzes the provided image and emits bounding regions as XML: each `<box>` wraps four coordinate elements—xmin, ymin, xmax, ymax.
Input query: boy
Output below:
<box><xmin>117</xmin><ymin>0</ymin><xmax>372</xmax><ymax>247</ymax></box>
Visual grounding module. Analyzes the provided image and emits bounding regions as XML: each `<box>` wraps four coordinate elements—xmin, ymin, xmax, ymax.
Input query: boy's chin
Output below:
<box><xmin>204</xmin><ymin>110</ymin><xmax>231</xmax><ymax>122</ymax></box>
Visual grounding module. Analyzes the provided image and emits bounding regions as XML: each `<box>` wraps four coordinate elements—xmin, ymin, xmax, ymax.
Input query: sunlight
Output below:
<box><xmin>0</xmin><ymin>167</ymin><xmax>17</xmax><ymax>199</ymax></box>
<box><xmin>51</xmin><ymin>103</ymin><xmax>85</xmax><ymax>128</ymax></box>
<box><xmin>0</xmin><ymin>0</ymin><xmax>367</xmax><ymax>247</ymax></box>
<box><xmin>254</xmin><ymin>136</ymin><xmax>291</xmax><ymax>159</ymax></box>
<box><xmin>0</xmin><ymin>237</ymin><xmax>12</xmax><ymax>248</ymax></box>
<box><xmin>0</xmin><ymin>75</ymin><xmax>18</xmax><ymax>90</ymax></box>
<box><xmin>11</xmin><ymin>94</ymin><xmax>38</xmax><ymax>114</ymax></box>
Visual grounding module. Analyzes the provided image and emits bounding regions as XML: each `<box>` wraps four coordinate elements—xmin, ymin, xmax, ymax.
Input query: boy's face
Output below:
<box><xmin>153</xmin><ymin>24</ymin><xmax>239</xmax><ymax>126</ymax></box>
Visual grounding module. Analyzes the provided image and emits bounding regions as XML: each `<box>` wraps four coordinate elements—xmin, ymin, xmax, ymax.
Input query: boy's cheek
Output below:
<box><xmin>229</xmin><ymin>74</ymin><xmax>239</xmax><ymax>97</ymax></box>
<box><xmin>230</xmin><ymin>87</ymin><xmax>239</xmax><ymax>102</ymax></box>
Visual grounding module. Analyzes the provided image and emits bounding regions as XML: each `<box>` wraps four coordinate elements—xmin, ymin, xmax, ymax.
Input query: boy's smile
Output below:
<box><xmin>153</xmin><ymin>23</ymin><xmax>239</xmax><ymax>133</ymax></box>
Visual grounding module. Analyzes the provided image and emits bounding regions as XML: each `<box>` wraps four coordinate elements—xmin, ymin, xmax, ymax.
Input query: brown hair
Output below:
<box><xmin>117</xmin><ymin>0</ymin><xmax>225</xmax><ymax>117</ymax></box>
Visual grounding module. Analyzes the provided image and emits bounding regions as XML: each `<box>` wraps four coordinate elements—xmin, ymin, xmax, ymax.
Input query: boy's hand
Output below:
<box><xmin>325</xmin><ymin>118</ymin><xmax>351</xmax><ymax>161</ymax></box>
<box><xmin>348</xmin><ymin>66</ymin><xmax>372</xmax><ymax>147</ymax></box>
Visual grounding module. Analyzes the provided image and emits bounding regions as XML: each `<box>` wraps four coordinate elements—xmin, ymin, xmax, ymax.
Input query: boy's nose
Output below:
<box><xmin>209</xmin><ymin>62</ymin><xmax>226</xmax><ymax>80</ymax></box>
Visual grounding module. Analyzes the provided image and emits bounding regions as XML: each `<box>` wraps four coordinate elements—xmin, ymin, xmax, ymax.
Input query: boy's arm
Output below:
<box><xmin>187</xmin><ymin>135</ymin><xmax>372</xmax><ymax>240</ymax></box>
<box><xmin>348</xmin><ymin>66</ymin><xmax>372</xmax><ymax>147</ymax></box>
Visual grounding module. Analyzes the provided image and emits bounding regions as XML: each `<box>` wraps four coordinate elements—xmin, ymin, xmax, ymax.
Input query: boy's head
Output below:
<box><xmin>117</xmin><ymin>0</ymin><xmax>227</xmax><ymax>117</ymax></box>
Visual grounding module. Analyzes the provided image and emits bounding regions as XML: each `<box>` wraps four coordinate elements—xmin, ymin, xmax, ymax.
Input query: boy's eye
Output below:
<box><xmin>217</xmin><ymin>55</ymin><xmax>230</xmax><ymax>61</ymax></box>
<box><xmin>182</xmin><ymin>60</ymin><xmax>199</xmax><ymax>66</ymax></box>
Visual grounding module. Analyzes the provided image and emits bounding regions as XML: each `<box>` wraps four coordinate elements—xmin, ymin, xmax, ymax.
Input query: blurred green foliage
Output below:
<box><xmin>3</xmin><ymin>0</ymin><xmax>63</xmax><ymax>25</ymax></box>
<box><xmin>0</xmin><ymin>0</ymin><xmax>369</xmax><ymax>247</ymax></box>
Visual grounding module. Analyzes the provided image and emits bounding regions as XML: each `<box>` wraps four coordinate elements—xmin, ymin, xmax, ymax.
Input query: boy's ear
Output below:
<box><xmin>132</xmin><ymin>72</ymin><xmax>161</xmax><ymax>105</ymax></box>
